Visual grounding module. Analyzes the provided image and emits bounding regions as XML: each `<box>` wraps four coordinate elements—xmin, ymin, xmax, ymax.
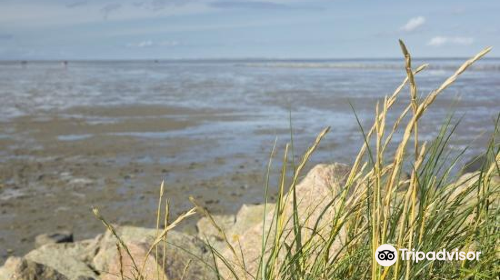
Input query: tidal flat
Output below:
<box><xmin>1</xmin><ymin>59</ymin><xmax>499</xmax><ymax>262</ymax></box>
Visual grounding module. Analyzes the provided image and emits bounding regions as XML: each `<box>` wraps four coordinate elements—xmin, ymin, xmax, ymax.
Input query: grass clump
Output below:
<box><xmin>94</xmin><ymin>41</ymin><xmax>499</xmax><ymax>280</ymax></box>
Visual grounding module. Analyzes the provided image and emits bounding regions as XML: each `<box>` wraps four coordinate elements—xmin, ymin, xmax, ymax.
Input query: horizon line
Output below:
<box><xmin>1</xmin><ymin>56</ymin><xmax>500</xmax><ymax>62</ymax></box>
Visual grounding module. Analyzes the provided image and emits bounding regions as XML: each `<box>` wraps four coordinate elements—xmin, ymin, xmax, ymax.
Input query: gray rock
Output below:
<box><xmin>197</xmin><ymin>214</ymin><xmax>235</xmax><ymax>239</ymax></box>
<box><xmin>0</xmin><ymin>257</ymin><xmax>69</xmax><ymax>280</ymax></box>
<box><xmin>162</xmin><ymin>231</ymin><xmax>216</xmax><ymax>280</ymax></box>
<box><xmin>195</xmin><ymin>204</ymin><xmax>275</xmax><ymax>253</ymax></box>
<box><xmin>92</xmin><ymin>226</ymin><xmax>158</xmax><ymax>272</ymax></box>
<box><xmin>92</xmin><ymin>225</ymin><xmax>215</xmax><ymax>280</ymax></box>
<box><xmin>25</xmin><ymin>240</ymin><xmax>99</xmax><ymax>280</ymax></box>
<box><xmin>35</xmin><ymin>231</ymin><xmax>73</xmax><ymax>248</ymax></box>
<box><xmin>196</xmin><ymin>214</ymin><xmax>235</xmax><ymax>251</ymax></box>
<box><xmin>0</xmin><ymin>257</ymin><xmax>20</xmax><ymax>280</ymax></box>
<box><xmin>463</xmin><ymin>154</ymin><xmax>488</xmax><ymax>173</ymax></box>
<box><xmin>232</xmin><ymin>203</ymin><xmax>275</xmax><ymax>237</ymax></box>
<box><xmin>100</xmin><ymin>241</ymin><xmax>168</xmax><ymax>280</ymax></box>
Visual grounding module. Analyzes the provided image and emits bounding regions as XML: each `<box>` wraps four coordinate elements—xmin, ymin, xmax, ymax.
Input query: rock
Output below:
<box><xmin>196</xmin><ymin>214</ymin><xmax>235</xmax><ymax>240</ymax></box>
<box><xmin>446</xmin><ymin>172</ymin><xmax>478</xmax><ymax>202</ymax></box>
<box><xmin>24</xmin><ymin>239</ymin><xmax>100</xmax><ymax>280</ymax></box>
<box><xmin>93</xmin><ymin>226</ymin><xmax>215</xmax><ymax>280</ymax></box>
<box><xmin>0</xmin><ymin>257</ymin><xmax>69</xmax><ymax>280</ymax></box>
<box><xmin>0</xmin><ymin>257</ymin><xmax>20</xmax><ymax>280</ymax></box>
<box><xmin>196</xmin><ymin>214</ymin><xmax>235</xmax><ymax>251</ymax></box>
<box><xmin>446</xmin><ymin>171</ymin><xmax>499</xmax><ymax>205</ymax></box>
<box><xmin>196</xmin><ymin>204</ymin><xmax>275</xmax><ymax>252</ymax></box>
<box><xmin>92</xmin><ymin>226</ymin><xmax>158</xmax><ymax>272</ymax></box>
<box><xmin>436</xmin><ymin>169</ymin><xmax>500</xmax><ymax>229</ymax></box>
<box><xmin>218</xmin><ymin>163</ymin><xmax>351</xmax><ymax>279</ymax></box>
<box><xmin>232</xmin><ymin>204</ymin><xmax>275</xmax><ymax>238</ymax></box>
<box><xmin>159</xmin><ymin>231</ymin><xmax>215</xmax><ymax>280</ymax></box>
<box><xmin>101</xmin><ymin>241</ymin><xmax>167</xmax><ymax>280</ymax></box>
<box><xmin>35</xmin><ymin>231</ymin><xmax>73</xmax><ymax>248</ymax></box>
<box><xmin>463</xmin><ymin>154</ymin><xmax>487</xmax><ymax>173</ymax></box>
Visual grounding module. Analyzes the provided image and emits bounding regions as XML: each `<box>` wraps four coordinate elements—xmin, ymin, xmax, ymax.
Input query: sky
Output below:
<box><xmin>0</xmin><ymin>0</ymin><xmax>499</xmax><ymax>59</ymax></box>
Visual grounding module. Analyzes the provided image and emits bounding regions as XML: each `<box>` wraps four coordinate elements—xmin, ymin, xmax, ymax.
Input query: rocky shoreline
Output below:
<box><xmin>1</xmin><ymin>163</ymin><xmax>344</xmax><ymax>280</ymax></box>
<box><xmin>0</xmin><ymin>203</ymin><xmax>275</xmax><ymax>280</ymax></box>
<box><xmin>0</xmin><ymin>162</ymin><xmax>495</xmax><ymax>280</ymax></box>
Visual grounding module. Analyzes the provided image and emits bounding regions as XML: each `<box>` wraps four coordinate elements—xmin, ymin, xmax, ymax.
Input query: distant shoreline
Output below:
<box><xmin>2</xmin><ymin>57</ymin><xmax>500</xmax><ymax>63</ymax></box>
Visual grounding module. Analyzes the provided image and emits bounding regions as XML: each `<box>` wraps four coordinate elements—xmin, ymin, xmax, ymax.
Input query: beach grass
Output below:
<box><xmin>93</xmin><ymin>41</ymin><xmax>499</xmax><ymax>280</ymax></box>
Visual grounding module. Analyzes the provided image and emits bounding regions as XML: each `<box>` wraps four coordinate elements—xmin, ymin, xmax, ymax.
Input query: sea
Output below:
<box><xmin>0</xmin><ymin>58</ymin><xmax>498</xmax><ymax>165</ymax></box>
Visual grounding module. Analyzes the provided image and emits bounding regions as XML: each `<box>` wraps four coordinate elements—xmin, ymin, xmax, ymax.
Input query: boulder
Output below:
<box><xmin>446</xmin><ymin>171</ymin><xmax>500</xmax><ymax>206</ymax></box>
<box><xmin>35</xmin><ymin>231</ymin><xmax>74</xmax><ymax>248</ymax></box>
<box><xmin>0</xmin><ymin>257</ymin><xmax>69</xmax><ymax>280</ymax></box>
<box><xmin>196</xmin><ymin>204</ymin><xmax>275</xmax><ymax>252</ymax></box>
<box><xmin>196</xmin><ymin>214</ymin><xmax>235</xmax><ymax>251</ymax></box>
<box><xmin>196</xmin><ymin>214</ymin><xmax>235</xmax><ymax>240</ymax></box>
<box><xmin>25</xmin><ymin>241</ymin><xmax>99</xmax><ymax>280</ymax></box>
<box><xmin>463</xmin><ymin>154</ymin><xmax>487</xmax><ymax>174</ymax></box>
<box><xmin>92</xmin><ymin>226</ymin><xmax>158</xmax><ymax>272</ymax></box>
<box><xmin>231</xmin><ymin>203</ymin><xmax>275</xmax><ymax>240</ymax></box>
<box><xmin>156</xmin><ymin>231</ymin><xmax>215</xmax><ymax>280</ymax></box>
<box><xmin>100</xmin><ymin>241</ymin><xmax>167</xmax><ymax>280</ymax></box>
<box><xmin>93</xmin><ymin>226</ymin><xmax>215</xmax><ymax>280</ymax></box>
<box><xmin>218</xmin><ymin>163</ymin><xmax>351</xmax><ymax>279</ymax></box>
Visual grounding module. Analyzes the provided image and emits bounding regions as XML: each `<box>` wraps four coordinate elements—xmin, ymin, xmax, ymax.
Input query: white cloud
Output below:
<box><xmin>400</xmin><ymin>16</ymin><xmax>426</xmax><ymax>32</ymax></box>
<box><xmin>138</xmin><ymin>40</ymin><xmax>154</xmax><ymax>47</ymax></box>
<box><xmin>0</xmin><ymin>1</ymin><xmax>209</xmax><ymax>28</ymax></box>
<box><xmin>427</xmin><ymin>36</ymin><xmax>474</xmax><ymax>47</ymax></box>
<box><xmin>158</xmin><ymin>40</ymin><xmax>180</xmax><ymax>46</ymax></box>
<box><xmin>127</xmin><ymin>40</ymin><xmax>179</xmax><ymax>48</ymax></box>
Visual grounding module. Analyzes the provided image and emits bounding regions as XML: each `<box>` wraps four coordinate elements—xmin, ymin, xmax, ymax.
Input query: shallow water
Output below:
<box><xmin>1</xmin><ymin>58</ymin><xmax>499</xmax><ymax>161</ymax></box>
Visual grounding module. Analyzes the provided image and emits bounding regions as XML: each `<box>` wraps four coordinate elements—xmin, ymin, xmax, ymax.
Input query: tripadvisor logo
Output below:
<box><xmin>375</xmin><ymin>244</ymin><xmax>398</xmax><ymax>266</ymax></box>
<box><xmin>375</xmin><ymin>244</ymin><xmax>481</xmax><ymax>267</ymax></box>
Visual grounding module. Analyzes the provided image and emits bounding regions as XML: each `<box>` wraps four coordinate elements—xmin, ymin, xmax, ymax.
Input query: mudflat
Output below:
<box><xmin>0</xmin><ymin>104</ymin><xmax>270</xmax><ymax>262</ymax></box>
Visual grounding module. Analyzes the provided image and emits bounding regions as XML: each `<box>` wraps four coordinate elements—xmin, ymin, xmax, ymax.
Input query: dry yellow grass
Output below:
<box><xmin>93</xmin><ymin>42</ymin><xmax>499</xmax><ymax>280</ymax></box>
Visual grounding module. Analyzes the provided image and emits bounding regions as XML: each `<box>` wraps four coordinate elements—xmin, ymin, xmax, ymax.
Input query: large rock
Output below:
<box><xmin>196</xmin><ymin>204</ymin><xmax>275</xmax><ymax>252</ymax></box>
<box><xmin>231</xmin><ymin>203</ymin><xmax>275</xmax><ymax>240</ymax></box>
<box><xmin>35</xmin><ymin>231</ymin><xmax>74</xmax><ymax>248</ymax></box>
<box><xmin>0</xmin><ymin>257</ymin><xmax>69</xmax><ymax>280</ymax></box>
<box><xmin>24</xmin><ymin>239</ymin><xmax>100</xmax><ymax>280</ymax></box>
<box><xmin>218</xmin><ymin>163</ymin><xmax>351</xmax><ymax>279</ymax></box>
<box><xmin>463</xmin><ymin>154</ymin><xmax>487</xmax><ymax>174</ymax></box>
<box><xmin>445</xmin><ymin>171</ymin><xmax>500</xmax><ymax>207</ymax></box>
<box><xmin>93</xmin><ymin>226</ymin><xmax>215</xmax><ymax>280</ymax></box>
<box><xmin>92</xmin><ymin>226</ymin><xmax>157</xmax><ymax>272</ymax></box>
<box><xmin>196</xmin><ymin>214</ymin><xmax>235</xmax><ymax>240</ymax></box>
<box><xmin>196</xmin><ymin>214</ymin><xmax>235</xmax><ymax>251</ymax></box>
<box><xmin>100</xmin><ymin>241</ymin><xmax>168</xmax><ymax>280</ymax></box>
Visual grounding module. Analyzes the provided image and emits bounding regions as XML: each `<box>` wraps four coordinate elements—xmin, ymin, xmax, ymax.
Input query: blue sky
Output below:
<box><xmin>0</xmin><ymin>0</ymin><xmax>499</xmax><ymax>59</ymax></box>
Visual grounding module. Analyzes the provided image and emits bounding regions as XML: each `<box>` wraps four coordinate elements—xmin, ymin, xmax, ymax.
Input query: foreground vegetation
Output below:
<box><xmin>94</xmin><ymin>41</ymin><xmax>499</xmax><ymax>280</ymax></box>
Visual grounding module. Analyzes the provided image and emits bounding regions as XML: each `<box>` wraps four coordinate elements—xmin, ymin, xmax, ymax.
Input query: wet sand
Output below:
<box><xmin>0</xmin><ymin>104</ymin><xmax>281</xmax><ymax>262</ymax></box>
<box><xmin>0</xmin><ymin>103</ymin><xmax>497</xmax><ymax>263</ymax></box>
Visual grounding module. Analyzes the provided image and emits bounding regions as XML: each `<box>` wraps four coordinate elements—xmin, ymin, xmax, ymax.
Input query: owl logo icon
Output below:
<box><xmin>375</xmin><ymin>244</ymin><xmax>398</xmax><ymax>266</ymax></box>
